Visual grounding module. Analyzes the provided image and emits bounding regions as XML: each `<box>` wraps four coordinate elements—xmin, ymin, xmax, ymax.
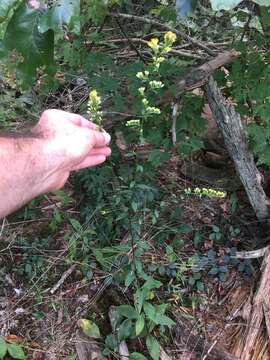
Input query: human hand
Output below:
<box><xmin>32</xmin><ymin>109</ymin><xmax>111</xmax><ymax>192</ymax></box>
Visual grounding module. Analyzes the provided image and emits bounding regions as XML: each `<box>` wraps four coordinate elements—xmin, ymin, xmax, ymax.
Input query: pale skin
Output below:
<box><xmin>0</xmin><ymin>109</ymin><xmax>111</xmax><ymax>218</ymax></box>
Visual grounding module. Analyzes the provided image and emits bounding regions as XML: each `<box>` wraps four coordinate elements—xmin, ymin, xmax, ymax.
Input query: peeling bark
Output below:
<box><xmin>204</xmin><ymin>76</ymin><xmax>270</xmax><ymax>220</ymax></box>
<box><xmin>241</xmin><ymin>249</ymin><xmax>270</xmax><ymax>359</ymax></box>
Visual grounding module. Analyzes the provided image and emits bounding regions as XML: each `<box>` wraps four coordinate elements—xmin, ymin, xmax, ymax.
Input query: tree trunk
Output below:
<box><xmin>204</xmin><ymin>76</ymin><xmax>270</xmax><ymax>220</ymax></box>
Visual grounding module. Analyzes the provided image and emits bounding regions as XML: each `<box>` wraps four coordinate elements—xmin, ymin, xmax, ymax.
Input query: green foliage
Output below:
<box><xmin>3</xmin><ymin>2</ymin><xmax>54</xmax><ymax>85</ymax></box>
<box><xmin>226</xmin><ymin>49</ymin><xmax>270</xmax><ymax>166</ymax></box>
<box><xmin>38</xmin><ymin>0</ymin><xmax>80</xmax><ymax>33</ymax></box>
<box><xmin>0</xmin><ymin>0</ymin><xmax>20</xmax><ymax>23</ymax></box>
<box><xmin>105</xmin><ymin>275</ymin><xmax>174</xmax><ymax>359</ymax></box>
<box><xmin>0</xmin><ymin>338</ymin><xmax>26</xmax><ymax>360</ymax></box>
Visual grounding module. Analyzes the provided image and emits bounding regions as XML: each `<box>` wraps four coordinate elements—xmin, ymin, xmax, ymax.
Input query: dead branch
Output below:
<box><xmin>108</xmin><ymin>12</ymin><xmax>215</xmax><ymax>56</ymax></box>
<box><xmin>50</xmin><ymin>263</ymin><xmax>77</xmax><ymax>294</ymax></box>
<box><xmin>204</xmin><ymin>76</ymin><xmax>270</xmax><ymax>220</ymax></box>
<box><xmin>172</xmin><ymin>49</ymin><xmax>240</xmax><ymax>99</ymax></box>
<box><xmin>233</xmin><ymin>247</ymin><xmax>269</xmax><ymax>259</ymax></box>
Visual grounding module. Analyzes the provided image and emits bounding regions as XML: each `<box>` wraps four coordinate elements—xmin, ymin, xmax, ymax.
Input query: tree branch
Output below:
<box><xmin>108</xmin><ymin>12</ymin><xmax>216</xmax><ymax>56</ymax></box>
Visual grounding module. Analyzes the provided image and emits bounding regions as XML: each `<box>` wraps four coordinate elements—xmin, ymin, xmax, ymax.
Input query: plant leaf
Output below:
<box><xmin>143</xmin><ymin>302</ymin><xmax>157</xmax><ymax>322</ymax></box>
<box><xmin>3</xmin><ymin>2</ymin><xmax>54</xmax><ymax>85</ymax></box>
<box><xmin>39</xmin><ymin>0</ymin><xmax>80</xmax><ymax>33</ymax></box>
<box><xmin>118</xmin><ymin>319</ymin><xmax>133</xmax><ymax>342</ymax></box>
<box><xmin>7</xmin><ymin>343</ymin><xmax>26</xmax><ymax>360</ymax></box>
<box><xmin>0</xmin><ymin>338</ymin><xmax>7</xmax><ymax>360</ymax></box>
<box><xmin>146</xmin><ymin>335</ymin><xmax>160</xmax><ymax>360</ymax></box>
<box><xmin>154</xmin><ymin>313</ymin><xmax>175</xmax><ymax>327</ymax></box>
<box><xmin>117</xmin><ymin>305</ymin><xmax>138</xmax><ymax>319</ymax></box>
<box><xmin>130</xmin><ymin>352</ymin><xmax>148</xmax><ymax>360</ymax></box>
<box><xmin>0</xmin><ymin>0</ymin><xmax>20</xmax><ymax>23</ymax></box>
<box><xmin>135</xmin><ymin>314</ymin><xmax>145</xmax><ymax>336</ymax></box>
<box><xmin>79</xmin><ymin>319</ymin><xmax>101</xmax><ymax>339</ymax></box>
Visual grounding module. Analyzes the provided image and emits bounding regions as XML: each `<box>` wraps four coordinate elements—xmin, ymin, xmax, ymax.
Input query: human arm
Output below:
<box><xmin>0</xmin><ymin>109</ymin><xmax>111</xmax><ymax>218</ymax></box>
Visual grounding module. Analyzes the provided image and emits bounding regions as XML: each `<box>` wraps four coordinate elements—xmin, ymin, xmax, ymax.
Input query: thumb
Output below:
<box><xmin>90</xmin><ymin>129</ymin><xmax>111</xmax><ymax>148</ymax></box>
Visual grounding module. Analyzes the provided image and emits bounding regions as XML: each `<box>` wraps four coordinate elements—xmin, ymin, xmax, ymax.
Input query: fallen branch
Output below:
<box><xmin>109</xmin><ymin>12</ymin><xmax>215</xmax><ymax>56</ymax></box>
<box><xmin>233</xmin><ymin>246</ymin><xmax>269</xmax><ymax>259</ymax></box>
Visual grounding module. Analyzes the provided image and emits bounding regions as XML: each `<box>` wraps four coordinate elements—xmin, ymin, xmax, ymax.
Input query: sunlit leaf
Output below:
<box><xmin>78</xmin><ymin>319</ymin><xmax>101</xmax><ymax>339</ymax></box>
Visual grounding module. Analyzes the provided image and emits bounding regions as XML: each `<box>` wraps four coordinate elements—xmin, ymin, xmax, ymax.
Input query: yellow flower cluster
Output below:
<box><xmin>164</xmin><ymin>31</ymin><xmax>177</xmax><ymax>44</ymax></box>
<box><xmin>184</xmin><ymin>187</ymin><xmax>226</xmax><ymax>199</ymax></box>
<box><xmin>147</xmin><ymin>37</ymin><xmax>160</xmax><ymax>52</ymax></box>
<box><xmin>147</xmin><ymin>32</ymin><xmax>177</xmax><ymax>54</ymax></box>
<box><xmin>87</xmin><ymin>89</ymin><xmax>102</xmax><ymax>127</ymax></box>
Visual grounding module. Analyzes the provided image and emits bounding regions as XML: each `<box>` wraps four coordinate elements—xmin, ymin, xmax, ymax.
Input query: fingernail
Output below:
<box><xmin>103</xmin><ymin>132</ymin><xmax>111</xmax><ymax>144</ymax></box>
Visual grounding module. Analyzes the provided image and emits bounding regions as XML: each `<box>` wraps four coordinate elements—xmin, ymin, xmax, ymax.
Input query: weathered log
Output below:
<box><xmin>204</xmin><ymin>76</ymin><xmax>270</xmax><ymax>220</ymax></box>
<box><xmin>241</xmin><ymin>249</ymin><xmax>270</xmax><ymax>359</ymax></box>
<box><xmin>75</xmin><ymin>330</ymin><xmax>106</xmax><ymax>360</ymax></box>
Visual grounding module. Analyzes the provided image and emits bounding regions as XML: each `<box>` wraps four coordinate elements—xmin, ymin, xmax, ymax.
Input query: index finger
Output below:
<box><xmin>89</xmin><ymin>129</ymin><xmax>111</xmax><ymax>147</ymax></box>
<box><xmin>67</xmin><ymin>113</ymin><xmax>98</xmax><ymax>130</ymax></box>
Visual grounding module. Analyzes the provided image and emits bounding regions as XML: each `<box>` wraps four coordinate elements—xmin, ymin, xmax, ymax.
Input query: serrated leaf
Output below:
<box><xmin>135</xmin><ymin>314</ymin><xmax>145</xmax><ymax>336</ymax></box>
<box><xmin>3</xmin><ymin>2</ymin><xmax>54</xmax><ymax>85</ymax></box>
<box><xmin>0</xmin><ymin>338</ymin><xmax>7</xmax><ymax>360</ymax></box>
<box><xmin>146</xmin><ymin>335</ymin><xmax>160</xmax><ymax>360</ymax></box>
<box><xmin>130</xmin><ymin>353</ymin><xmax>148</xmax><ymax>360</ymax></box>
<box><xmin>116</xmin><ymin>305</ymin><xmax>138</xmax><ymax>319</ymax></box>
<box><xmin>79</xmin><ymin>319</ymin><xmax>101</xmax><ymax>339</ymax></box>
<box><xmin>39</xmin><ymin>0</ymin><xmax>80</xmax><ymax>33</ymax></box>
<box><xmin>7</xmin><ymin>343</ymin><xmax>26</xmax><ymax>360</ymax></box>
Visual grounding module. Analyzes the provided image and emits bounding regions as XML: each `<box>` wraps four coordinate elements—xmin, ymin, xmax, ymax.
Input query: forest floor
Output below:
<box><xmin>1</xmin><ymin>152</ymin><xmax>269</xmax><ymax>360</ymax></box>
<box><xmin>1</xmin><ymin>74</ymin><xmax>270</xmax><ymax>360</ymax></box>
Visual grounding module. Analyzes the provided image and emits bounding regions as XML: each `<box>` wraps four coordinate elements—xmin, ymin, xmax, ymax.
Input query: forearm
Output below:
<box><xmin>0</xmin><ymin>134</ymin><xmax>43</xmax><ymax>218</ymax></box>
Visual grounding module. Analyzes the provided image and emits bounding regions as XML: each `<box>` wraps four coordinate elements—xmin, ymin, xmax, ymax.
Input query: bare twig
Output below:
<box><xmin>108</xmin><ymin>12</ymin><xmax>215</xmax><ymax>56</ymax></box>
<box><xmin>115</xmin><ymin>18</ymin><xmax>146</xmax><ymax>63</ymax></box>
<box><xmin>172</xmin><ymin>103</ymin><xmax>178</xmax><ymax>146</ymax></box>
<box><xmin>50</xmin><ymin>263</ymin><xmax>77</xmax><ymax>294</ymax></box>
<box><xmin>202</xmin><ymin>307</ymin><xmax>242</xmax><ymax>360</ymax></box>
